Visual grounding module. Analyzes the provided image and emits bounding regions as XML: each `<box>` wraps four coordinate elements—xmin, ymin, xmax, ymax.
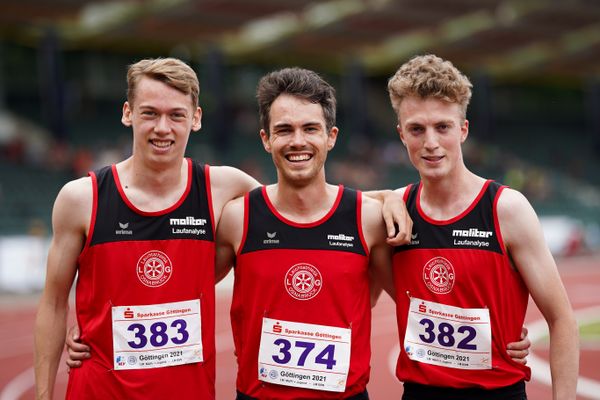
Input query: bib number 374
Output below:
<box><xmin>258</xmin><ymin>318</ymin><xmax>351</xmax><ymax>393</ymax></box>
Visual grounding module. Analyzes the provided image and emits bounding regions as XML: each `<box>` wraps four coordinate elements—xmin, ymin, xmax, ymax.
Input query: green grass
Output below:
<box><xmin>580</xmin><ymin>321</ymin><xmax>600</xmax><ymax>339</ymax></box>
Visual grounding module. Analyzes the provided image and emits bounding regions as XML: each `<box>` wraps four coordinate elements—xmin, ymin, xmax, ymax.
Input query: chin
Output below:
<box><xmin>418</xmin><ymin>167</ymin><xmax>448</xmax><ymax>181</ymax></box>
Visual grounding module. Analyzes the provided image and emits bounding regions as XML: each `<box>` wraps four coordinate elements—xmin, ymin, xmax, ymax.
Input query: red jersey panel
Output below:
<box><xmin>392</xmin><ymin>180</ymin><xmax>530</xmax><ymax>389</ymax></box>
<box><xmin>66</xmin><ymin>159</ymin><xmax>216</xmax><ymax>399</ymax></box>
<box><xmin>232</xmin><ymin>186</ymin><xmax>371</xmax><ymax>399</ymax></box>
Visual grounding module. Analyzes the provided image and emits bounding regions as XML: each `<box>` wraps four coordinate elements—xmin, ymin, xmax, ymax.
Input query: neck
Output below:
<box><xmin>130</xmin><ymin>156</ymin><xmax>185</xmax><ymax>189</ymax></box>
<box><xmin>267</xmin><ymin>177</ymin><xmax>338</xmax><ymax>223</ymax></box>
<box><xmin>419</xmin><ymin>167</ymin><xmax>485</xmax><ymax>219</ymax></box>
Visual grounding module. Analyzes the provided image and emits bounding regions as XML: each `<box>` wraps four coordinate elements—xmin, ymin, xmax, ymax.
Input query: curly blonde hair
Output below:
<box><xmin>387</xmin><ymin>54</ymin><xmax>472</xmax><ymax>120</ymax></box>
<box><xmin>127</xmin><ymin>58</ymin><xmax>199</xmax><ymax>108</ymax></box>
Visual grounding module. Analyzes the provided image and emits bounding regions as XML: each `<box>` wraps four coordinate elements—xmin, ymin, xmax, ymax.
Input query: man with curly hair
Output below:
<box><xmin>383</xmin><ymin>54</ymin><xmax>578</xmax><ymax>400</ymax></box>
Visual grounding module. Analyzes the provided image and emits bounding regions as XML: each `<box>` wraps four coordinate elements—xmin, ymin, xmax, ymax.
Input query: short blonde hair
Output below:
<box><xmin>387</xmin><ymin>54</ymin><xmax>472</xmax><ymax>120</ymax></box>
<box><xmin>127</xmin><ymin>58</ymin><xmax>199</xmax><ymax>107</ymax></box>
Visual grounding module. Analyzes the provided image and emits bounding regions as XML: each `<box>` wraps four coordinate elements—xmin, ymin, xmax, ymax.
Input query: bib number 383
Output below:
<box><xmin>111</xmin><ymin>299</ymin><xmax>202</xmax><ymax>370</ymax></box>
<box><xmin>404</xmin><ymin>297</ymin><xmax>492</xmax><ymax>370</ymax></box>
<box><xmin>258</xmin><ymin>318</ymin><xmax>351</xmax><ymax>392</ymax></box>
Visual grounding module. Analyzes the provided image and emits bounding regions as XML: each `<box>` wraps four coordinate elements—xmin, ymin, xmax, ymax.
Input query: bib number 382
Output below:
<box><xmin>404</xmin><ymin>297</ymin><xmax>492</xmax><ymax>370</ymax></box>
<box><xmin>111</xmin><ymin>299</ymin><xmax>203</xmax><ymax>370</ymax></box>
<box><xmin>258</xmin><ymin>318</ymin><xmax>351</xmax><ymax>392</ymax></box>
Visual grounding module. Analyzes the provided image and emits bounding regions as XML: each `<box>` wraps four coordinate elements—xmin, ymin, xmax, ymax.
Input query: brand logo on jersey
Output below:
<box><xmin>452</xmin><ymin>228</ymin><xmax>493</xmax><ymax>238</ymax></box>
<box><xmin>410</xmin><ymin>232</ymin><xmax>420</xmax><ymax>245</ymax></box>
<box><xmin>327</xmin><ymin>233</ymin><xmax>355</xmax><ymax>248</ymax></box>
<box><xmin>284</xmin><ymin>263</ymin><xmax>323</xmax><ymax>301</ymax></box>
<box><xmin>170</xmin><ymin>216</ymin><xmax>207</xmax><ymax>236</ymax></box>
<box><xmin>116</xmin><ymin>222</ymin><xmax>133</xmax><ymax>235</ymax></box>
<box><xmin>124</xmin><ymin>308</ymin><xmax>134</xmax><ymax>319</ymax></box>
<box><xmin>136</xmin><ymin>250</ymin><xmax>173</xmax><ymax>288</ymax></box>
<box><xmin>423</xmin><ymin>256</ymin><xmax>455</xmax><ymax>294</ymax></box>
<box><xmin>452</xmin><ymin>228</ymin><xmax>492</xmax><ymax>248</ymax></box>
<box><xmin>263</xmin><ymin>232</ymin><xmax>280</xmax><ymax>245</ymax></box>
<box><xmin>170</xmin><ymin>216</ymin><xmax>207</xmax><ymax>226</ymax></box>
<box><xmin>273</xmin><ymin>322</ymin><xmax>282</xmax><ymax>333</ymax></box>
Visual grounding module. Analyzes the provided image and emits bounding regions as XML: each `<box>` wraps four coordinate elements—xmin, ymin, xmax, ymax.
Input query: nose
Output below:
<box><xmin>289</xmin><ymin>129</ymin><xmax>308</xmax><ymax>147</ymax></box>
<box><xmin>423</xmin><ymin>129</ymin><xmax>439</xmax><ymax>151</ymax></box>
<box><xmin>154</xmin><ymin>114</ymin><xmax>171</xmax><ymax>134</ymax></box>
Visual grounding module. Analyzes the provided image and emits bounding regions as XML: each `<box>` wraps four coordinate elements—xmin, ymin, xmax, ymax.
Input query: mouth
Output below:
<box><xmin>150</xmin><ymin>139</ymin><xmax>174</xmax><ymax>150</ymax></box>
<box><xmin>285</xmin><ymin>153</ymin><xmax>312</xmax><ymax>162</ymax></box>
<box><xmin>422</xmin><ymin>155</ymin><xmax>444</xmax><ymax>163</ymax></box>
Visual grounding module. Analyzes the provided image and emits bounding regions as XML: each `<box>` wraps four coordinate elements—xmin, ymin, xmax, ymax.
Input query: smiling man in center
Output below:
<box><xmin>215</xmin><ymin>67</ymin><xmax>394</xmax><ymax>399</ymax></box>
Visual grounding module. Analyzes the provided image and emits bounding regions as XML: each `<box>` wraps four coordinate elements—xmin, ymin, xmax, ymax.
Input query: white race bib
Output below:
<box><xmin>258</xmin><ymin>318</ymin><xmax>351</xmax><ymax>392</ymax></box>
<box><xmin>111</xmin><ymin>299</ymin><xmax>203</xmax><ymax>370</ymax></box>
<box><xmin>404</xmin><ymin>297</ymin><xmax>492</xmax><ymax>370</ymax></box>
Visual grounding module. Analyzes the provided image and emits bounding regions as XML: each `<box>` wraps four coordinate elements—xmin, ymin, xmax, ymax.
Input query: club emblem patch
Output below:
<box><xmin>136</xmin><ymin>250</ymin><xmax>173</xmax><ymax>288</ymax></box>
<box><xmin>423</xmin><ymin>256</ymin><xmax>455</xmax><ymax>294</ymax></box>
<box><xmin>284</xmin><ymin>263</ymin><xmax>322</xmax><ymax>300</ymax></box>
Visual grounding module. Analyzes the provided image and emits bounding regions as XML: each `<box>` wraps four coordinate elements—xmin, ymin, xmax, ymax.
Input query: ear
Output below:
<box><xmin>121</xmin><ymin>102</ymin><xmax>132</xmax><ymax>127</ymax></box>
<box><xmin>191</xmin><ymin>106</ymin><xmax>202</xmax><ymax>132</ymax></box>
<box><xmin>460</xmin><ymin>119</ymin><xmax>469</xmax><ymax>143</ymax></box>
<box><xmin>260</xmin><ymin>129</ymin><xmax>271</xmax><ymax>153</ymax></box>
<box><xmin>327</xmin><ymin>126</ymin><xmax>339</xmax><ymax>151</ymax></box>
<box><xmin>396</xmin><ymin>124</ymin><xmax>406</xmax><ymax>146</ymax></box>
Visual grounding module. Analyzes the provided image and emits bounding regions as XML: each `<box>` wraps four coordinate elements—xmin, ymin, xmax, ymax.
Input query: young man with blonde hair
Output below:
<box><xmin>34</xmin><ymin>57</ymin><xmax>263</xmax><ymax>399</ymax></box>
<box><xmin>385</xmin><ymin>54</ymin><xmax>578</xmax><ymax>399</ymax></box>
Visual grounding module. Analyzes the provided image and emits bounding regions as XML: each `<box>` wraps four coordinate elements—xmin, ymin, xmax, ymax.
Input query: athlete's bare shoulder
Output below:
<box><xmin>496</xmin><ymin>187</ymin><xmax>539</xmax><ymax>244</ymax></box>
<box><xmin>208</xmin><ymin>165</ymin><xmax>260</xmax><ymax>223</ymax></box>
<box><xmin>222</xmin><ymin>195</ymin><xmax>245</xmax><ymax>220</ymax></box>
<box><xmin>496</xmin><ymin>187</ymin><xmax>534</xmax><ymax>223</ymax></box>
<box><xmin>52</xmin><ymin>176</ymin><xmax>93</xmax><ymax>236</ymax></box>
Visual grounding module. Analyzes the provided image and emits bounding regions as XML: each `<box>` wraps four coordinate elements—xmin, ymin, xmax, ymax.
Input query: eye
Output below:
<box><xmin>409</xmin><ymin>126</ymin><xmax>424</xmax><ymax>134</ymax></box>
<box><xmin>437</xmin><ymin>124</ymin><xmax>450</xmax><ymax>132</ymax></box>
<box><xmin>274</xmin><ymin>127</ymin><xmax>292</xmax><ymax>136</ymax></box>
<box><xmin>141</xmin><ymin>110</ymin><xmax>156</xmax><ymax>117</ymax></box>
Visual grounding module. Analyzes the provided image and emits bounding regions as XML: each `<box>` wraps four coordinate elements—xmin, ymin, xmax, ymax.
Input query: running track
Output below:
<box><xmin>1</xmin><ymin>255</ymin><xmax>598</xmax><ymax>399</ymax></box>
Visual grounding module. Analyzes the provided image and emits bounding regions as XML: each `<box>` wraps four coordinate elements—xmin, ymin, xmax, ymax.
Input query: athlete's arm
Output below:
<box><xmin>34</xmin><ymin>178</ymin><xmax>91</xmax><ymax>399</ymax></box>
<box><xmin>209</xmin><ymin>166</ymin><xmax>260</xmax><ymax>224</ymax></box>
<box><xmin>215</xmin><ymin>197</ymin><xmax>245</xmax><ymax>283</ymax></box>
<box><xmin>499</xmin><ymin>188</ymin><xmax>579</xmax><ymax>400</ymax></box>
<box><xmin>361</xmin><ymin>195</ymin><xmax>395</xmax><ymax>306</ymax></box>
<box><xmin>363</xmin><ymin>189</ymin><xmax>412</xmax><ymax>247</ymax></box>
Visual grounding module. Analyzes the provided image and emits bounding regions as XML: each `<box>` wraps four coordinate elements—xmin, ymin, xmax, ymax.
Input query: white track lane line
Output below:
<box><xmin>0</xmin><ymin>363</ymin><xmax>67</xmax><ymax>400</ymax></box>
<box><xmin>527</xmin><ymin>305</ymin><xmax>600</xmax><ymax>400</ymax></box>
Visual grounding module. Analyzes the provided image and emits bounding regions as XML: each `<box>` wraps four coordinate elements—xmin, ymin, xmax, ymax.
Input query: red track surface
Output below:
<box><xmin>1</xmin><ymin>255</ymin><xmax>598</xmax><ymax>399</ymax></box>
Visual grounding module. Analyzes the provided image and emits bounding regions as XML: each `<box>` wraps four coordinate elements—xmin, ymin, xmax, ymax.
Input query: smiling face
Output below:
<box><xmin>397</xmin><ymin>95</ymin><xmax>468</xmax><ymax>182</ymax></box>
<box><xmin>260</xmin><ymin>93</ymin><xmax>338</xmax><ymax>187</ymax></box>
<box><xmin>121</xmin><ymin>77</ymin><xmax>201</xmax><ymax>167</ymax></box>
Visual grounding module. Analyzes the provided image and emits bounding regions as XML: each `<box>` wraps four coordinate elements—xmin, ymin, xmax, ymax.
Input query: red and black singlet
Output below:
<box><xmin>392</xmin><ymin>180</ymin><xmax>530</xmax><ymax>390</ymax></box>
<box><xmin>67</xmin><ymin>159</ymin><xmax>217</xmax><ymax>399</ymax></box>
<box><xmin>232</xmin><ymin>185</ymin><xmax>371</xmax><ymax>399</ymax></box>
